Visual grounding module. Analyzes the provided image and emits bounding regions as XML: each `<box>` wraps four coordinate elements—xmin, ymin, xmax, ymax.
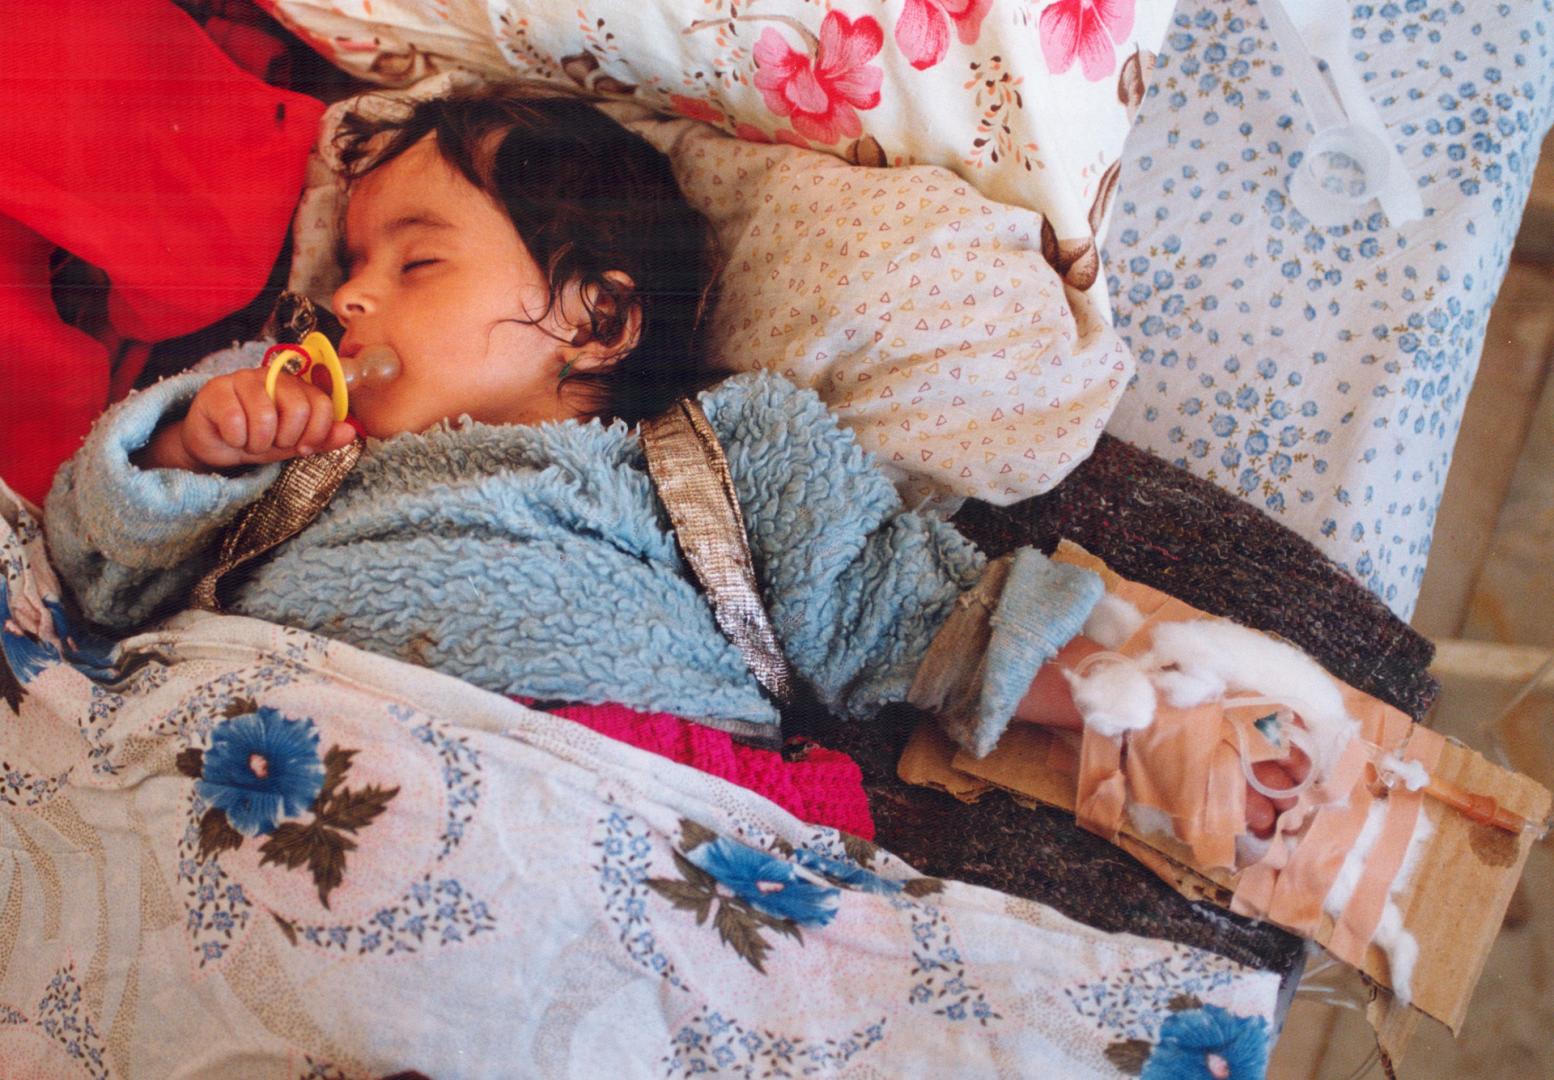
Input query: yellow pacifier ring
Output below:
<box><xmin>261</xmin><ymin>331</ymin><xmax>350</xmax><ymax>422</ymax></box>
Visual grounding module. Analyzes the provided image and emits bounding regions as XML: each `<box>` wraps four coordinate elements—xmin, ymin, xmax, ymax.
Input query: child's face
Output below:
<box><xmin>332</xmin><ymin>135</ymin><xmax>586</xmax><ymax>437</ymax></box>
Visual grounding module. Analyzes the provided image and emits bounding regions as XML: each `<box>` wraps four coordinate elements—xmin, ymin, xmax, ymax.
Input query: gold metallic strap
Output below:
<box><xmin>191</xmin><ymin>440</ymin><xmax>363</xmax><ymax>613</ymax></box>
<box><xmin>640</xmin><ymin>398</ymin><xmax>794</xmax><ymax>708</ymax></box>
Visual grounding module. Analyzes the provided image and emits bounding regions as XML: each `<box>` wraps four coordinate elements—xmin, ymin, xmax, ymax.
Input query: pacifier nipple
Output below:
<box><xmin>339</xmin><ymin>345</ymin><xmax>402</xmax><ymax>390</ymax></box>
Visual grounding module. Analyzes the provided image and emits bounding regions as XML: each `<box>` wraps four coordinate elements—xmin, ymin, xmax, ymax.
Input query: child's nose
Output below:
<box><xmin>332</xmin><ymin>277</ymin><xmax>375</xmax><ymax>321</ymax></box>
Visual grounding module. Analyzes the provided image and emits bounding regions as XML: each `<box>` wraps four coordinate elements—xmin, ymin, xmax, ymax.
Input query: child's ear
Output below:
<box><xmin>559</xmin><ymin>270</ymin><xmax>642</xmax><ymax>373</ymax></box>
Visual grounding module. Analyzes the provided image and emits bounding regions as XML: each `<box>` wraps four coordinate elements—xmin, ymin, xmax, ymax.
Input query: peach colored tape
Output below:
<box><xmin>1052</xmin><ymin>539</ymin><xmax>1448</xmax><ymax>964</ymax></box>
<box><xmin>1076</xmin><ymin>730</ymin><xmax>1128</xmax><ymax>840</ymax></box>
<box><xmin>1073</xmin><ymin>591</ymin><xmax>1229</xmax><ymax>855</ymax></box>
<box><xmin>1234</xmin><ymin>735</ymin><xmax>1373</xmax><ymax>931</ymax></box>
<box><xmin>1233</xmin><ymin>686</ymin><xmax>1426</xmax><ymax>951</ymax></box>
<box><xmin>1230</xmin><ymin>700</ymin><xmax>1374</xmax><ymax>923</ymax></box>
<box><xmin>1326</xmin><ymin>726</ymin><xmax>1446</xmax><ymax>964</ymax></box>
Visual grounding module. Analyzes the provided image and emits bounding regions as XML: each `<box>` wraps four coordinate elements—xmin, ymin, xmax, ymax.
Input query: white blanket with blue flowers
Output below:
<box><xmin>1</xmin><ymin>484</ymin><xmax>1279</xmax><ymax>1078</ymax></box>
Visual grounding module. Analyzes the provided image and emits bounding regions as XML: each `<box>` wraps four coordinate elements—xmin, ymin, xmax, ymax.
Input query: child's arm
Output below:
<box><xmin>135</xmin><ymin>365</ymin><xmax>354</xmax><ymax>473</ymax></box>
<box><xmin>43</xmin><ymin>342</ymin><xmax>349</xmax><ymax>631</ymax></box>
<box><xmin>700</xmin><ymin>373</ymin><xmax>1102</xmax><ymax>746</ymax></box>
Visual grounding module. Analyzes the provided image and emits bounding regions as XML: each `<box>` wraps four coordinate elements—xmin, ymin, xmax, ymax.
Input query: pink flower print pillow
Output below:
<box><xmin>255</xmin><ymin>0</ymin><xmax>1172</xmax><ymax>297</ymax></box>
<box><xmin>751</xmin><ymin>11</ymin><xmax>884</xmax><ymax>145</ymax></box>
<box><xmin>1039</xmin><ymin>0</ymin><xmax>1137</xmax><ymax>81</ymax></box>
<box><xmin>895</xmin><ymin>0</ymin><xmax>995</xmax><ymax>71</ymax></box>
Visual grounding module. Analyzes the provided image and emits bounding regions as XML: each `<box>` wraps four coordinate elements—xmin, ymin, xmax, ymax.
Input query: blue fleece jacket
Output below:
<box><xmin>44</xmin><ymin>342</ymin><xmax>1101</xmax><ymax>750</ymax></box>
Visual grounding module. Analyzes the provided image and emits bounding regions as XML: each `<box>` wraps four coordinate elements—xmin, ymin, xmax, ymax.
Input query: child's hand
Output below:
<box><xmin>1245</xmin><ymin>748</ymin><xmax>1310</xmax><ymax>837</ymax></box>
<box><xmin>1017</xmin><ymin>637</ymin><xmax>1314</xmax><ymax>840</ymax></box>
<box><xmin>137</xmin><ymin>369</ymin><xmax>357</xmax><ymax>472</ymax></box>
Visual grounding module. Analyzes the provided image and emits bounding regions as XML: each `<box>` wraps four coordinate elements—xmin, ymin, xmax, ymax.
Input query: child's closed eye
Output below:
<box><xmin>401</xmin><ymin>258</ymin><xmax>441</xmax><ymax>274</ymax></box>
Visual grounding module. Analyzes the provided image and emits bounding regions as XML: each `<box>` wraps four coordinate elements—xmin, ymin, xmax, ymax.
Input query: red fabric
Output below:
<box><xmin>525</xmin><ymin>699</ymin><xmax>876</xmax><ymax>839</ymax></box>
<box><xmin>0</xmin><ymin>0</ymin><xmax>325</xmax><ymax>506</ymax></box>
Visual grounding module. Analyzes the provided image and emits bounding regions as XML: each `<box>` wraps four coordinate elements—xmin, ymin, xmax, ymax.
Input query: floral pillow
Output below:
<box><xmin>256</xmin><ymin>0</ymin><xmax>1171</xmax><ymax>296</ymax></box>
<box><xmin>287</xmin><ymin>75</ymin><xmax>1133</xmax><ymax>507</ymax></box>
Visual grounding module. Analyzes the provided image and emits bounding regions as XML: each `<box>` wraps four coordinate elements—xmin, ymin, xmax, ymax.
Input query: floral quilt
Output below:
<box><xmin>0</xmin><ymin>484</ymin><xmax>1278</xmax><ymax>1078</ymax></box>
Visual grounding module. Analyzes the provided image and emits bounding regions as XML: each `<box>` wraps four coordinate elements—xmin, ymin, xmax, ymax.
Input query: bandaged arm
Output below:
<box><xmin>43</xmin><ymin>342</ymin><xmax>280</xmax><ymax>630</ymax></box>
<box><xmin>702</xmin><ymin>373</ymin><xmax>1102</xmax><ymax>738</ymax></box>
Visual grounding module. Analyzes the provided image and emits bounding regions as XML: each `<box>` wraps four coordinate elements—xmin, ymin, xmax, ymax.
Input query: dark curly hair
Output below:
<box><xmin>334</xmin><ymin>82</ymin><xmax>721</xmax><ymax>425</ymax></box>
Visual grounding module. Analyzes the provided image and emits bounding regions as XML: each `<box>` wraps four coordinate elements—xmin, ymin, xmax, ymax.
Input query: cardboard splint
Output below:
<box><xmin>899</xmin><ymin>541</ymin><xmax>1551</xmax><ymax>1043</ymax></box>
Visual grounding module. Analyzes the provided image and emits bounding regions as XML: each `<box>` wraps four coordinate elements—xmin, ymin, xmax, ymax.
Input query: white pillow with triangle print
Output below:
<box><xmin>630</xmin><ymin>113</ymin><xmax>1134</xmax><ymax>508</ymax></box>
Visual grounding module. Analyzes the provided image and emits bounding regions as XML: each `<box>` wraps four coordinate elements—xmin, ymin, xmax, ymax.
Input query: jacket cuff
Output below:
<box><xmin>909</xmin><ymin>547</ymin><xmax>1103</xmax><ymax>758</ymax></box>
<box><xmin>53</xmin><ymin>364</ymin><xmax>280</xmax><ymax>569</ymax></box>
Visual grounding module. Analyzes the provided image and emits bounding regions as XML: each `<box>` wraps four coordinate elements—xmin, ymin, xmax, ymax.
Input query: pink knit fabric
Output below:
<box><xmin>519</xmin><ymin>699</ymin><xmax>875</xmax><ymax>839</ymax></box>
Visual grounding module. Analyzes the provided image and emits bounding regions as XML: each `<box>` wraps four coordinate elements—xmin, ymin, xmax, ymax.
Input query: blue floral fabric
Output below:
<box><xmin>3</xmin><ymin>484</ymin><xmax>1287</xmax><ymax>1077</ymax></box>
<box><xmin>1140</xmin><ymin>1004</ymin><xmax>1268</xmax><ymax>1079</ymax></box>
<box><xmin>1</xmin><ymin>580</ymin><xmax>57</xmax><ymax>684</ymax></box>
<box><xmin>686</xmin><ymin>837</ymin><xmax>842</xmax><ymax>926</ymax></box>
<box><xmin>42</xmin><ymin>598</ymin><xmax>118</xmax><ymax>681</ymax></box>
<box><xmin>195</xmin><ymin>708</ymin><xmax>326</xmax><ymax>836</ymax></box>
<box><xmin>1102</xmin><ymin>0</ymin><xmax>1554</xmax><ymax>617</ymax></box>
<box><xmin>794</xmin><ymin>848</ymin><xmax>906</xmax><ymax>895</ymax></box>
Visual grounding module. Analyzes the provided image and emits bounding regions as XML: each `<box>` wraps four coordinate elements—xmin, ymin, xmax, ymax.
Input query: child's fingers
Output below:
<box><xmin>271</xmin><ymin>375</ymin><xmax>326</xmax><ymax>452</ymax></box>
<box><xmin>180</xmin><ymin>409</ymin><xmax>239</xmax><ymax>469</ymax></box>
<box><xmin>233</xmin><ymin>372</ymin><xmax>281</xmax><ymax>455</ymax></box>
<box><xmin>202</xmin><ymin>377</ymin><xmax>249</xmax><ymax>452</ymax></box>
<box><xmin>295</xmin><ymin>385</ymin><xmax>344</xmax><ymax>454</ymax></box>
<box><xmin>321</xmin><ymin>420</ymin><xmax>357</xmax><ymax>453</ymax></box>
<box><xmin>1245</xmin><ymin>787</ymin><xmax>1277</xmax><ymax>838</ymax></box>
<box><xmin>175</xmin><ymin>371</ymin><xmax>348</xmax><ymax>470</ymax></box>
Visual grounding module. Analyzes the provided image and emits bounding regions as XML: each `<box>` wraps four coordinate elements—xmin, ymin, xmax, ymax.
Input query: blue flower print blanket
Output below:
<box><xmin>0</xmin><ymin>483</ymin><xmax>1279</xmax><ymax>1078</ymax></box>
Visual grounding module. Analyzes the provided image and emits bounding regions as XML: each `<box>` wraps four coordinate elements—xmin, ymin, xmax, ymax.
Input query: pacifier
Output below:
<box><xmin>1261</xmin><ymin>0</ymin><xmax>1422</xmax><ymax>228</ymax></box>
<box><xmin>260</xmin><ymin>333</ymin><xmax>402</xmax><ymax>422</ymax></box>
<box><xmin>259</xmin><ymin>291</ymin><xmax>402</xmax><ymax>422</ymax></box>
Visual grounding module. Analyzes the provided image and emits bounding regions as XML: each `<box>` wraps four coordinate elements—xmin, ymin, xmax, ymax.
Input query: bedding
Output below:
<box><xmin>0</xmin><ymin>485</ymin><xmax>1283</xmax><ymax>1078</ymax></box>
<box><xmin>256</xmin><ymin>0</ymin><xmax>1173</xmax><ymax>251</ymax></box>
<box><xmin>1101</xmin><ymin>0</ymin><xmax>1554</xmax><ymax>618</ymax></box>
<box><xmin>641</xmin><ymin>114</ymin><xmax>1138</xmax><ymax>507</ymax></box>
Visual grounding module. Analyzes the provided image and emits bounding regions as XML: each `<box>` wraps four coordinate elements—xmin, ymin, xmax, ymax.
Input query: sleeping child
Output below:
<box><xmin>42</xmin><ymin>84</ymin><xmax>1308</xmax><ymax>844</ymax></box>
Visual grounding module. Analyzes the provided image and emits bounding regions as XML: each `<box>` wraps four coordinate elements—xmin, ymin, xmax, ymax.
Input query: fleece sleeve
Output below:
<box><xmin>42</xmin><ymin>341</ymin><xmax>281</xmax><ymax>630</ymax></box>
<box><xmin>905</xmin><ymin>549</ymin><xmax>1101</xmax><ymax>757</ymax></box>
<box><xmin>700</xmin><ymin>373</ymin><xmax>1101</xmax><ymax>742</ymax></box>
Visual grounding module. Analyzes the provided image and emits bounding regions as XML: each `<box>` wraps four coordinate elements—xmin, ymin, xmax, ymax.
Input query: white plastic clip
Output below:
<box><xmin>1261</xmin><ymin>0</ymin><xmax>1422</xmax><ymax>228</ymax></box>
